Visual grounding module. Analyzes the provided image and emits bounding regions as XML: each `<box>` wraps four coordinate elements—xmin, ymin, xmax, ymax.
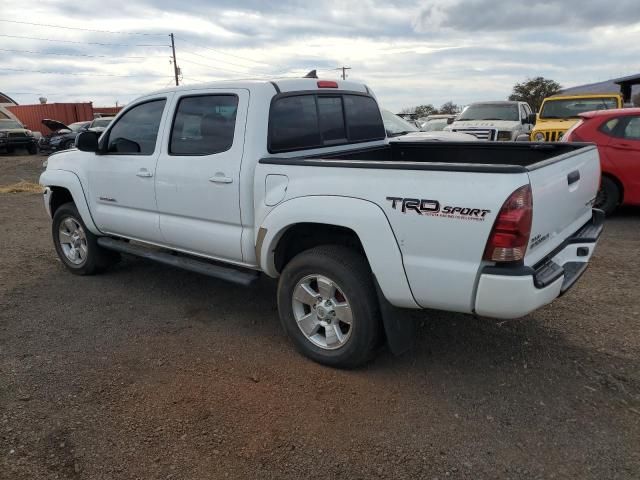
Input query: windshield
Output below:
<box><xmin>458</xmin><ymin>104</ymin><xmax>519</xmax><ymax>121</ymax></box>
<box><xmin>381</xmin><ymin>109</ymin><xmax>418</xmax><ymax>136</ymax></box>
<box><xmin>422</xmin><ymin>119</ymin><xmax>447</xmax><ymax>131</ymax></box>
<box><xmin>91</xmin><ymin>118</ymin><xmax>112</xmax><ymax>128</ymax></box>
<box><xmin>540</xmin><ymin>97</ymin><xmax>618</xmax><ymax>119</ymax></box>
<box><xmin>69</xmin><ymin>122</ymin><xmax>88</xmax><ymax>132</ymax></box>
<box><xmin>0</xmin><ymin>119</ymin><xmax>24</xmax><ymax>129</ymax></box>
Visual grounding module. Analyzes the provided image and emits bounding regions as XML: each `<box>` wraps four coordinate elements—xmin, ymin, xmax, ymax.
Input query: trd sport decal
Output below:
<box><xmin>386</xmin><ymin>197</ymin><xmax>491</xmax><ymax>221</ymax></box>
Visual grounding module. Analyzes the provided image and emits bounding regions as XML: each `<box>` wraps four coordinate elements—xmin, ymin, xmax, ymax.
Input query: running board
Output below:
<box><xmin>97</xmin><ymin>237</ymin><xmax>259</xmax><ymax>286</ymax></box>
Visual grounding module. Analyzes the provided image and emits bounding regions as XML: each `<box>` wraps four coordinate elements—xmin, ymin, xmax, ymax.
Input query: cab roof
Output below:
<box><xmin>147</xmin><ymin>78</ymin><xmax>369</xmax><ymax>96</ymax></box>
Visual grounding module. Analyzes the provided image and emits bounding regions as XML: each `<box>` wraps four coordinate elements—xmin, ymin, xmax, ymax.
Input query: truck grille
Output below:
<box><xmin>8</xmin><ymin>132</ymin><xmax>27</xmax><ymax>138</ymax></box>
<box><xmin>452</xmin><ymin>128</ymin><xmax>496</xmax><ymax>140</ymax></box>
<box><xmin>541</xmin><ymin>130</ymin><xmax>565</xmax><ymax>141</ymax></box>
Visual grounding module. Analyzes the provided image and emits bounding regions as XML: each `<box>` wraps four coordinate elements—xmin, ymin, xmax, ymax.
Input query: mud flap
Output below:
<box><xmin>375</xmin><ymin>280</ymin><xmax>416</xmax><ymax>356</ymax></box>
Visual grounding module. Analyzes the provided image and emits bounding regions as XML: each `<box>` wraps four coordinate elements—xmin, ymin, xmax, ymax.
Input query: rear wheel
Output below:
<box><xmin>28</xmin><ymin>144</ymin><xmax>38</xmax><ymax>154</ymax></box>
<box><xmin>52</xmin><ymin>202</ymin><xmax>117</xmax><ymax>275</ymax></box>
<box><xmin>594</xmin><ymin>176</ymin><xmax>620</xmax><ymax>216</ymax></box>
<box><xmin>277</xmin><ymin>245</ymin><xmax>381</xmax><ymax>368</ymax></box>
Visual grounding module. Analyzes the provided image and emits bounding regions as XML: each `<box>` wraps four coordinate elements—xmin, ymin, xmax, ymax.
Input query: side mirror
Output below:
<box><xmin>446</xmin><ymin>117</ymin><xmax>455</xmax><ymax>125</ymax></box>
<box><xmin>528</xmin><ymin>113</ymin><xmax>537</xmax><ymax>125</ymax></box>
<box><xmin>76</xmin><ymin>131</ymin><xmax>100</xmax><ymax>152</ymax></box>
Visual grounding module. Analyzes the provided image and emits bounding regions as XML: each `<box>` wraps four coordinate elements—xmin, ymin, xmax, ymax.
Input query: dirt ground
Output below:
<box><xmin>1</xmin><ymin>152</ymin><xmax>639</xmax><ymax>479</ymax></box>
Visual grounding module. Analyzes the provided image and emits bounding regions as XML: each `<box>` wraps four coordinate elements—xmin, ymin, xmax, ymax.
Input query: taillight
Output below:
<box><xmin>483</xmin><ymin>185</ymin><xmax>533</xmax><ymax>262</ymax></box>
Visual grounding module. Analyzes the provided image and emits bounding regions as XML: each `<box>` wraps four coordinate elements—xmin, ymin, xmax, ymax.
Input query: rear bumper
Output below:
<box><xmin>474</xmin><ymin>209</ymin><xmax>604</xmax><ymax>319</ymax></box>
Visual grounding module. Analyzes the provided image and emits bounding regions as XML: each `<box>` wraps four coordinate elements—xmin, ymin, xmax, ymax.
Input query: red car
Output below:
<box><xmin>563</xmin><ymin>107</ymin><xmax>640</xmax><ymax>214</ymax></box>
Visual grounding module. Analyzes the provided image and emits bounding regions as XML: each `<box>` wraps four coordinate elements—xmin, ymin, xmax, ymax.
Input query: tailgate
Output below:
<box><xmin>525</xmin><ymin>145</ymin><xmax>600</xmax><ymax>266</ymax></box>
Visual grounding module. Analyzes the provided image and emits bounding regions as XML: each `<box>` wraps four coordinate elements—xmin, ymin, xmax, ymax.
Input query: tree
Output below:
<box><xmin>399</xmin><ymin>104</ymin><xmax>438</xmax><ymax>118</ymax></box>
<box><xmin>439</xmin><ymin>101</ymin><xmax>459</xmax><ymax>114</ymax></box>
<box><xmin>508</xmin><ymin>77</ymin><xmax>562</xmax><ymax>112</ymax></box>
<box><xmin>633</xmin><ymin>92</ymin><xmax>640</xmax><ymax>107</ymax></box>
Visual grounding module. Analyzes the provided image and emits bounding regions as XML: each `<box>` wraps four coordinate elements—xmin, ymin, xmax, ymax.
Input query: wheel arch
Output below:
<box><xmin>40</xmin><ymin>169</ymin><xmax>101</xmax><ymax>235</ymax></box>
<box><xmin>258</xmin><ymin>196</ymin><xmax>419</xmax><ymax>309</ymax></box>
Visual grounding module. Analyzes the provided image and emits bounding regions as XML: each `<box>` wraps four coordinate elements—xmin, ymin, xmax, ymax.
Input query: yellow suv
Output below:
<box><xmin>531</xmin><ymin>94</ymin><xmax>622</xmax><ymax>141</ymax></box>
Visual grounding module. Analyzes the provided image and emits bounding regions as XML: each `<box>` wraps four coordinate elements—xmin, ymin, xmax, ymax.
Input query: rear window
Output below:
<box><xmin>344</xmin><ymin>95</ymin><xmax>386</xmax><ymax>141</ymax></box>
<box><xmin>268</xmin><ymin>93</ymin><xmax>384</xmax><ymax>153</ymax></box>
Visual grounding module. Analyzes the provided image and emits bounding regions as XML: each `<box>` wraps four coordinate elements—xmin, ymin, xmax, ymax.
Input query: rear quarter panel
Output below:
<box><xmin>255</xmin><ymin>161</ymin><xmax>527</xmax><ymax>313</ymax></box>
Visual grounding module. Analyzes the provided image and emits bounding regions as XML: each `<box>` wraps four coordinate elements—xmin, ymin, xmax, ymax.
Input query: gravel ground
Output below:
<box><xmin>1</xmin><ymin>153</ymin><xmax>639</xmax><ymax>479</ymax></box>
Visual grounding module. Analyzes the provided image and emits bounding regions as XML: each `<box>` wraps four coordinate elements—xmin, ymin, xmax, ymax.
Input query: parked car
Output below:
<box><xmin>562</xmin><ymin>107</ymin><xmax>640</xmax><ymax>214</ymax></box>
<box><xmin>532</xmin><ymin>93</ymin><xmax>623</xmax><ymax>142</ymax></box>
<box><xmin>88</xmin><ymin>117</ymin><xmax>114</xmax><ymax>133</ymax></box>
<box><xmin>0</xmin><ymin>118</ymin><xmax>38</xmax><ymax>154</ymax></box>
<box><xmin>445</xmin><ymin>101</ymin><xmax>535</xmax><ymax>141</ymax></box>
<box><xmin>40</xmin><ymin>78</ymin><xmax>602</xmax><ymax>368</ymax></box>
<box><xmin>382</xmin><ymin>110</ymin><xmax>475</xmax><ymax>141</ymax></box>
<box><xmin>39</xmin><ymin>119</ymin><xmax>91</xmax><ymax>153</ymax></box>
<box><xmin>418</xmin><ymin>114</ymin><xmax>456</xmax><ymax>132</ymax></box>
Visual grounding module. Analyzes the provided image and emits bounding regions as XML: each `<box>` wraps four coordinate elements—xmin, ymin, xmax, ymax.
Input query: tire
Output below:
<box><xmin>62</xmin><ymin>140</ymin><xmax>75</xmax><ymax>150</ymax></box>
<box><xmin>277</xmin><ymin>245</ymin><xmax>382</xmax><ymax>368</ymax></box>
<box><xmin>52</xmin><ymin>202</ymin><xmax>117</xmax><ymax>275</ymax></box>
<box><xmin>594</xmin><ymin>176</ymin><xmax>621</xmax><ymax>216</ymax></box>
<box><xmin>28</xmin><ymin>144</ymin><xmax>38</xmax><ymax>155</ymax></box>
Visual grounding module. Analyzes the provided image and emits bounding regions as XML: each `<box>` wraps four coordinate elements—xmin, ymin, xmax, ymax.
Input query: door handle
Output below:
<box><xmin>209</xmin><ymin>174</ymin><xmax>233</xmax><ymax>184</ymax></box>
<box><xmin>136</xmin><ymin>169</ymin><xmax>153</xmax><ymax>178</ymax></box>
<box><xmin>567</xmin><ymin>170</ymin><xmax>580</xmax><ymax>185</ymax></box>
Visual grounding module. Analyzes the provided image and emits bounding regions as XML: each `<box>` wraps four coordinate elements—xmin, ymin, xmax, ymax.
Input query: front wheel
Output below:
<box><xmin>52</xmin><ymin>202</ymin><xmax>117</xmax><ymax>275</ymax></box>
<box><xmin>28</xmin><ymin>144</ymin><xmax>38</xmax><ymax>155</ymax></box>
<box><xmin>594</xmin><ymin>176</ymin><xmax>621</xmax><ymax>216</ymax></box>
<box><xmin>277</xmin><ymin>245</ymin><xmax>381</xmax><ymax>368</ymax></box>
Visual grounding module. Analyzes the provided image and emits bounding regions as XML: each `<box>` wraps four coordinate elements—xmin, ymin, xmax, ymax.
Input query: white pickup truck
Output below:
<box><xmin>444</xmin><ymin>100</ymin><xmax>536</xmax><ymax>141</ymax></box>
<box><xmin>40</xmin><ymin>78</ymin><xmax>603</xmax><ymax>368</ymax></box>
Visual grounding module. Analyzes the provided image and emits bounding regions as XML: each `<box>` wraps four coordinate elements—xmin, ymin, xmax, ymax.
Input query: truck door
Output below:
<box><xmin>155</xmin><ymin>89</ymin><xmax>248</xmax><ymax>262</ymax></box>
<box><xmin>86</xmin><ymin>95</ymin><xmax>171</xmax><ymax>243</ymax></box>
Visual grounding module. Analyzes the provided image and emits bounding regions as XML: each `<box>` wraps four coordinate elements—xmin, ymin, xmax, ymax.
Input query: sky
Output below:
<box><xmin>1</xmin><ymin>0</ymin><xmax>639</xmax><ymax>112</ymax></box>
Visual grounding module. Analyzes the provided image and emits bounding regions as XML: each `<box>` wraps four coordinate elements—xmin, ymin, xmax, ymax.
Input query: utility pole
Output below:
<box><xmin>335</xmin><ymin>66</ymin><xmax>351</xmax><ymax>80</ymax></box>
<box><xmin>170</xmin><ymin>33</ymin><xmax>179</xmax><ymax>86</ymax></box>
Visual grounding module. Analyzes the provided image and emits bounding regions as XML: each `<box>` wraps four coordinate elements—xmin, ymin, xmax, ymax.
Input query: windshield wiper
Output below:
<box><xmin>388</xmin><ymin>131</ymin><xmax>413</xmax><ymax>137</ymax></box>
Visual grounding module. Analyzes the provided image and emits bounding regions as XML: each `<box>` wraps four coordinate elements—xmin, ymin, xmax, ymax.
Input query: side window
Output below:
<box><xmin>317</xmin><ymin>96</ymin><xmax>346</xmax><ymax>143</ymax></box>
<box><xmin>270</xmin><ymin>96</ymin><xmax>321</xmax><ymax>152</ymax></box>
<box><xmin>600</xmin><ymin>118</ymin><xmax>621</xmax><ymax>136</ymax></box>
<box><xmin>107</xmin><ymin>100</ymin><xmax>166</xmax><ymax>155</ymax></box>
<box><xmin>623</xmin><ymin>117</ymin><xmax>640</xmax><ymax>140</ymax></box>
<box><xmin>520</xmin><ymin>105</ymin><xmax>527</xmax><ymax>120</ymax></box>
<box><xmin>170</xmin><ymin>95</ymin><xmax>238</xmax><ymax>155</ymax></box>
<box><xmin>343</xmin><ymin>95</ymin><xmax>385</xmax><ymax>142</ymax></box>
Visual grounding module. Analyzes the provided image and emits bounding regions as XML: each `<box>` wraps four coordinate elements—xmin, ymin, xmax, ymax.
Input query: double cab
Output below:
<box><xmin>40</xmin><ymin>78</ymin><xmax>603</xmax><ymax>367</ymax></box>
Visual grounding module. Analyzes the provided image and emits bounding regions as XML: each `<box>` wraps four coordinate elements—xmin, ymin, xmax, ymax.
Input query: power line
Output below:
<box><xmin>0</xmin><ymin>18</ymin><xmax>166</xmax><ymax>36</ymax></box>
<box><xmin>181</xmin><ymin>50</ymin><xmax>273</xmax><ymax>72</ymax></box>
<box><xmin>0</xmin><ymin>47</ymin><xmax>167</xmax><ymax>60</ymax></box>
<box><xmin>177</xmin><ymin>38</ymin><xmax>276</xmax><ymax>68</ymax></box>
<box><xmin>179</xmin><ymin>58</ymin><xmax>257</xmax><ymax>76</ymax></box>
<box><xmin>2</xmin><ymin>67</ymin><xmax>173</xmax><ymax>78</ymax></box>
<box><xmin>0</xmin><ymin>33</ymin><xmax>169</xmax><ymax>48</ymax></box>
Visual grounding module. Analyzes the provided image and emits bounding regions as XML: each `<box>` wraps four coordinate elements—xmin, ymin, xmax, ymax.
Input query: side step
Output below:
<box><xmin>97</xmin><ymin>237</ymin><xmax>260</xmax><ymax>287</ymax></box>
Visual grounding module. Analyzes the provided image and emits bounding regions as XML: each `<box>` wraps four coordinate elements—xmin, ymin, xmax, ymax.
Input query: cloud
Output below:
<box><xmin>416</xmin><ymin>0</ymin><xmax>640</xmax><ymax>32</ymax></box>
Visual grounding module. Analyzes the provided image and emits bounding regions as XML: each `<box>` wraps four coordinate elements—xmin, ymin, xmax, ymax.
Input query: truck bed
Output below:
<box><xmin>261</xmin><ymin>141</ymin><xmax>596</xmax><ymax>174</ymax></box>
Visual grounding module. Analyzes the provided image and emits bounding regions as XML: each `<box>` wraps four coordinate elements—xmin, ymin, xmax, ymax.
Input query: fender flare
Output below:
<box><xmin>39</xmin><ymin>169</ymin><xmax>101</xmax><ymax>235</ymax></box>
<box><xmin>258</xmin><ymin>195</ymin><xmax>419</xmax><ymax>309</ymax></box>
